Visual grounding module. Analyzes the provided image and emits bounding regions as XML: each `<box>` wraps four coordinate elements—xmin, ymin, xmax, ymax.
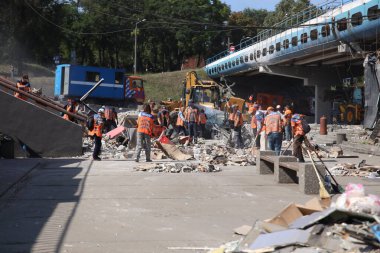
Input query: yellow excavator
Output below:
<box><xmin>183</xmin><ymin>71</ymin><xmax>245</xmax><ymax>113</ymax></box>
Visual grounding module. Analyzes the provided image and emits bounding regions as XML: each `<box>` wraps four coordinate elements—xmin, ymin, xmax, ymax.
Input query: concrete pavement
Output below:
<box><xmin>0</xmin><ymin>157</ymin><xmax>379</xmax><ymax>253</ymax></box>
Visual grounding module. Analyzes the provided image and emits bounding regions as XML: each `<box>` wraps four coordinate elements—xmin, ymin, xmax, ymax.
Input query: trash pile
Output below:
<box><xmin>330</xmin><ymin>162</ymin><xmax>380</xmax><ymax>178</ymax></box>
<box><xmin>178</xmin><ymin>143</ymin><xmax>253</xmax><ymax>166</ymax></box>
<box><xmin>210</xmin><ymin>184</ymin><xmax>380</xmax><ymax>253</ymax></box>
<box><xmin>134</xmin><ymin>162</ymin><xmax>221</xmax><ymax>173</ymax></box>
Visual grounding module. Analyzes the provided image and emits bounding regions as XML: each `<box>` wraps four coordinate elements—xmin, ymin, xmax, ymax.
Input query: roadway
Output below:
<box><xmin>0</xmin><ymin>156</ymin><xmax>379</xmax><ymax>253</ymax></box>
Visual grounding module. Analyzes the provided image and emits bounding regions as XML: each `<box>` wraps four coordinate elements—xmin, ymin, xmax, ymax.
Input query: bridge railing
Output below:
<box><xmin>206</xmin><ymin>0</ymin><xmax>355</xmax><ymax>65</ymax></box>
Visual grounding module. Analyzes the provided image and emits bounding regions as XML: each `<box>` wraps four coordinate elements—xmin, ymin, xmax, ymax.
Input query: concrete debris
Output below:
<box><xmin>215</xmin><ymin>186</ymin><xmax>380</xmax><ymax>253</ymax></box>
<box><xmin>133</xmin><ymin>162</ymin><xmax>221</xmax><ymax>173</ymax></box>
<box><xmin>330</xmin><ymin>163</ymin><xmax>380</xmax><ymax>177</ymax></box>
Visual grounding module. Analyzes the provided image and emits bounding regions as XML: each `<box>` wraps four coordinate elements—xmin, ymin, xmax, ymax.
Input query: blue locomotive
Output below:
<box><xmin>54</xmin><ymin>64</ymin><xmax>145</xmax><ymax>105</ymax></box>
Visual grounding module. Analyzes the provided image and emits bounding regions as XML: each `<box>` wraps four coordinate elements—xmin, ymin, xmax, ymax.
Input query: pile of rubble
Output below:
<box><xmin>211</xmin><ymin>184</ymin><xmax>380</xmax><ymax>253</ymax></box>
<box><xmin>134</xmin><ymin>162</ymin><xmax>221</xmax><ymax>173</ymax></box>
<box><xmin>180</xmin><ymin>144</ymin><xmax>254</xmax><ymax>166</ymax></box>
<box><xmin>330</xmin><ymin>162</ymin><xmax>380</xmax><ymax>178</ymax></box>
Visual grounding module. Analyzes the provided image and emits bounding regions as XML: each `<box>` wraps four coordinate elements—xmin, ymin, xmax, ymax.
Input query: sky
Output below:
<box><xmin>222</xmin><ymin>0</ymin><xmax>321</xmax><ymax>11</ymax></box>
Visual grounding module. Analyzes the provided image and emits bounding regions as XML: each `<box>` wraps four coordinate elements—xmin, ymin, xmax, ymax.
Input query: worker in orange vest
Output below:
<box><xmin>264</xmin><ymin>106</ymin><xmax>283</xmax><ymax>155</ymax></box>
<box><xmin>88</xmin><ymin>108</ymin><xmax>105</xmax><ymax>161</ymax></box>
<box><xmin>283</xmin><ymin>105</ymin><xmax>293</xmax><ymax>141</ymax></box>
<box><xmin>291</xmin><ymin>114</ymin><xmax>306</xmax><ymax>162</ymax></box>
<box><xmin>135</xmin><ymin>104</ymin><xmax>154</xmax><ymax>162</ymax></box>
<box><xmin>232</xmin><ymin>106</ymin><xmax>244</xmax><ymax>148</ymax></box>
<box><xmin>198</xmin><ymin>109</ymin><xmax>208</xmax><ymax>138</ymax></box>
<box><xmin>62</xmin><ymin>99</ymin><xmax>78</xmax><ymax>122</ymax></box>
<box><xmin>185</xmin><ymin>100</ymin><xmax>199</xmax><ymax>144</ymax></box>
<box><xmin>14</xmin><ymin>74</ymin><xmax>31</xmax><ymax>100</ymax></box>
<box><xmin>176</xmin><ymin>107</ymin><xmax>187</xmax><ymax>136</ymax></box>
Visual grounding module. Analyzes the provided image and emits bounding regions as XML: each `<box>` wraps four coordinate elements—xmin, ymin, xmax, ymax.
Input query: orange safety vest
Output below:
<box><xmin>15</xmin><ymin>81</ymin><xmax>30</xmax><ymax>100</ymax></box>
<box><xmin>176</xmin><ymin>112</ymin><xmax>184</xmax><ymax>126</ymax></box>
<box><xmin>63</xmin><ymin>105</ymin><xmax>77</xmax><ymax>121</ymax></box>
<box><xmin>137</xmin><ymin>113</ymin><xmax>154</xmax><ymax>136</ymax></box>
<box><xmin>88</xmin><ymin>115</ymin><xmax>104</xmax><ymax>137</ymax></box>
<box><xmin>251</xmin><ymin>114</ymin><xmax>257</xmax><ymax>129</ymax></box>
<box><xmin>199</xmin><ymin>113</ymin><xmax>207</xmax><ymax>124</ymax></box>
<box><xmin>283</xmin><ymin>109</ymin><xmax>292</xmax><ymax>125</ymax></box>
<box><xmin>264</xmin><ymin>113</ymin><xmax>282</xmax><ymax>134</ymax></box>
<box><xmin>291</xmin><ymin>119</ymin><xmax>305</xmax><ymax>136</ymax></box>
<box><xmin>234</xmin><ymin>111</ymin><xmax>243</xmax><ymax>127</ymax></box>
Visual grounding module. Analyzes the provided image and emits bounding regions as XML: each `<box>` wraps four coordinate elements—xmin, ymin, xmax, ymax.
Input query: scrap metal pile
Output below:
<box><xmin>211</xmin><ymin>184</ymin><xmax>380</xmax><ymax>253</ymax></box>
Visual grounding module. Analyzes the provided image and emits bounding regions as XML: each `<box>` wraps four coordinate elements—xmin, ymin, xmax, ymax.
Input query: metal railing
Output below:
<box><xmin>0</xmin><ymin>77</ymin><xmax>87</xmax><ymax>122</ymax></box>
<box><xmin>206</xmin><ymin>0</ymin><xmax>355</xmax><ymax>65</ymax></box>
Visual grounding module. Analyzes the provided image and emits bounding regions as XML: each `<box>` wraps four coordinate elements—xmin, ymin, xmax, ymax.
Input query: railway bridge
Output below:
<box><xmin>205</xmin><ymin>0</ymin><xmax>380</xmax><ymax>123</ymax></box>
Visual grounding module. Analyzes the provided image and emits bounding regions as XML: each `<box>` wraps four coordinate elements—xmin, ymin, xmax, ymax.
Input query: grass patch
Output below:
<box><xmin>141</xmin><ymin>68</ymin><xmax>209</xmax><ymax>102</ymax></box>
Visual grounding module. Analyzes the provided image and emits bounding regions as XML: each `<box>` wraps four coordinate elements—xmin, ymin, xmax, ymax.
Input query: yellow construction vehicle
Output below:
<box><xmin>183</xmin><ymin>71</ymin><xmax>245</xmax><ymax>112</ymax></box>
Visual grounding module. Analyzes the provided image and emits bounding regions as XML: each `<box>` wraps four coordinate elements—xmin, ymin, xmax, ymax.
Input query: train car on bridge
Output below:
<box><xmin>54</xmin><ymin>64</ymin><xmax>145</xmax><ymax>106</ymax></box>
<box><xmin>205</xmin><ymin>0</ymin><xmax>380</xmax><ymax>78</ymax></box>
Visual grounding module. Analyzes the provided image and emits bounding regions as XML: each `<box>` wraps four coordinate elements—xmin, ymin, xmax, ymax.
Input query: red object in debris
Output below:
<box><xmin>105</xmin><ymin>126</ymin><xmax>126</xmax><ymax>139</ymax></box>
<box><xmin>229</xmin><ymin>45</ymin><xmax>235</xmax><ymax>53</ymax></box>
<box><xmin>159</xmin><ymin>135</ymin><xmax>172</xmax><ymax>144</ymax></box>
<box><xmin>152</xmin><ymin>125</ymin><xmax>165</xmax><ymax>138</ymax></box>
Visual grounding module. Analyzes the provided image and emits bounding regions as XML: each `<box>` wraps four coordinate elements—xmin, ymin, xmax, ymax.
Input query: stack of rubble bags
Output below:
<box><xmin>211</xmin><ymin>183</ymin><xmax>380</xmax><ymax>253</ymax></box>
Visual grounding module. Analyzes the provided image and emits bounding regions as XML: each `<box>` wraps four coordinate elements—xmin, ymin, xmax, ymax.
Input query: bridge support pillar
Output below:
<box><xmin>259</xmin><ymin>66</ymin><xmax>342</xmax><ymax>123</ymax></box>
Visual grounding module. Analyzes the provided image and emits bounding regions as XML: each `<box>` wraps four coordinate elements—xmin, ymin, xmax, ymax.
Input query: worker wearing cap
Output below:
<box><xmin>283</xmin><ymin>105</ymin><xmax>293</xmax><ymax>141</ymax></box>
<box><xmin>264</xmin><ymin>106</ymin><xmax>283</xmax><ymax>155</ymax></box>
<box><xmin>89</xmin><ymin>108</ymin><xmax>105</xmax><ymax>161</ymax></box>
<box><xmin>14</xmin><ymin>74</ymin><xmax>31</xmax><ymax>100</ymax></box>
<box><xmin>62</xmin><ymin>99</ymin><xmax>78</xmax><ymax>122</ymax></box>
<box><xmin>135</xmin><ymin>104</ymin><xmax>154</xmax><ymax>162</ymax></box>
<box><xmin>291</xmin><ymin>114</ymin><xmax>305</xmax><ymax>162</ymax></box>
<box><xmin>275</xmin><ymin>105</ymin><xmax>283</xmax><ymax>116</ymax></box>
<box><xmin>233</xmin><ymin>106</ymin><xmax>244</xmax><ymax>148</ymax></box>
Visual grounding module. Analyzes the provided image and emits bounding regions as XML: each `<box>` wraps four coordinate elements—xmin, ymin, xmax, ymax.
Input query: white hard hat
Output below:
<box><xmin>98</xmin><ymin>108</ymin><xmax>105</xmax><ymax>113</ymax></box>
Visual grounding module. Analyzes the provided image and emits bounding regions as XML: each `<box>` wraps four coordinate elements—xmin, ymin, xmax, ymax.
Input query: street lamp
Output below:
<box><xmin>134</xmin><ymin>18</ymin><xmax>146</xmax><ymax>74</ymax></box>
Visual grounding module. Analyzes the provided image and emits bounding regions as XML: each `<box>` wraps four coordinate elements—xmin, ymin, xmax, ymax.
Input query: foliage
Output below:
<box><xmin>0</xmin><ymin>0</ymin><xmax>312</xmax><ymax>73</ymax></box>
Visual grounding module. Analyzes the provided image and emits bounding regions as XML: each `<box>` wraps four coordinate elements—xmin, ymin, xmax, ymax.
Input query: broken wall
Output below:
<box><xmin>0</xmin><ymin>90</ymin><xmax>83</xmax><ymax>157</ymax></box>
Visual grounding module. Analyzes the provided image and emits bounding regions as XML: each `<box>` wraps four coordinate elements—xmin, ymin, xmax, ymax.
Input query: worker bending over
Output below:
<box><xmin>89</xmin><ymin>108</ymin><xmax>105</xmax><ymax>161</ymax></box>
<box><xmin>104</xmin><ymin>106</ymin><xmax>118</xmax><ymax>132</ymax></box>
<box><xmin>264</xmin><ymin>106</ymin><xmax>283</xmax><ymax>156</ymax></box>
<box><xmin>14</xmin><ymin>74</ymin><xmax>31</xmax><ymax>100</ymax></box>
<box><xmin>291</xmin><ymin>114</ymin><xmax>306</xmax><ymax>162</ymax></box>
<box><xmin>135</xmin><ymin>104</ymin><xmax>154</xmax><ymax>162</ymax></box>
<box><xmin>157</xmin><ymin>106</ymin><xmax>170</xmax><ymax>127</ymax></box>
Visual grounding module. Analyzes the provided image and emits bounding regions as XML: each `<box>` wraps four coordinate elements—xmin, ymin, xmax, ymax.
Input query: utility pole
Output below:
<box><xmin>134</xmin><ymin>19</ymin><xmax>146</xmax><ymax>74</ymax></box>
